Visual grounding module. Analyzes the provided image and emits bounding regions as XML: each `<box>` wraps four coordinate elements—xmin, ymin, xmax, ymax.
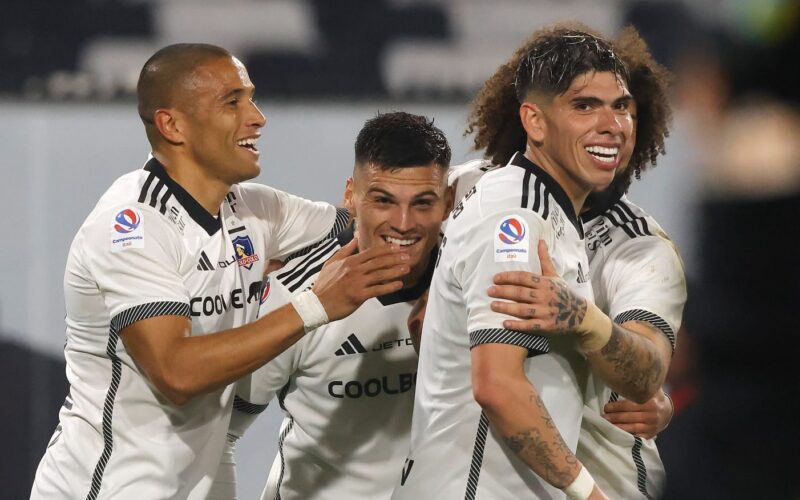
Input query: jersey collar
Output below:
<box><xmin>582</xmin><ymin>181</ymin><xmax>626</xmax><ymax>221</ymax></box>
<box><xmin>144</xmin><ymin>157</ymin><xmax>222</xmax><ymax>235</ymax></box>
<box><xmin>509</xmin><ymin>152</ymin><xmax>583</xmax><ymax>236</ymax></box>
<box><xmin>335</xmin><ymin>226</ymin><xmax>436</xmax><ymax>306</ymax></box>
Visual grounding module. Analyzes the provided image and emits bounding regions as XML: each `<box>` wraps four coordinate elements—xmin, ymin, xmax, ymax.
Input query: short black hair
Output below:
<box><xmin>515</xmin><ymin>27</ymin><xmax>629</xmax><ymax>102</ymax></box>
<box><xmin>137</xmin><ymin>43</ymin><xmax>232</xmax><ymax>125</ymax></box>
<box><xmin>354</xmin><ymin>111</ymin><xmax>451</xmax><ymax>170</ymax></box>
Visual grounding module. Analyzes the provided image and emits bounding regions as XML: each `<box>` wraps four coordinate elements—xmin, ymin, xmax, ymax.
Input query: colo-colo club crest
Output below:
<box><xmin>232</xmin><ymin>235</ymin><xmax>260</xmax><ymax>269</ymax></box>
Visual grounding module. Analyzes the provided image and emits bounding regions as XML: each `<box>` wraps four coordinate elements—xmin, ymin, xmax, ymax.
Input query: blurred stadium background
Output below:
<box><xmin>1</xmin><ymin>0</ymin><xmax>797</xmax><ymax>498</ymax></box>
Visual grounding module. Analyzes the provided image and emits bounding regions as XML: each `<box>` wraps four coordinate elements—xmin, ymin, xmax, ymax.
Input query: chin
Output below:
<box><xmin>235</xmin><ymin>164</ymin><xmax>261</xmax><ymax>183</ymax></box>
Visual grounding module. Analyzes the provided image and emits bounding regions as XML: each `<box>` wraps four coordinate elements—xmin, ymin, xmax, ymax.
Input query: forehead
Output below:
<box><xmin>185</xmin><ymin>56</ymin><xmax>254</xmax><ymax>98</ymax></box>
<box><xmin>357</xmin><ymin>163</ymin><xmax>446</xmax><ymax>191</ymax></box>
<box><xmin>563</xmin><ymin>70</ymin><xmax>629</xmax><ymax>98</ymax></box>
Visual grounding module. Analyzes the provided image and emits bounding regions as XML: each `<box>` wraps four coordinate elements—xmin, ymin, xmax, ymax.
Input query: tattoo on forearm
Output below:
<box><xmin>503</xmin><ymin>391</ymin><xmax>578</xmax><ymax>487</ymax></box>
<box><xmin>597</xmin><ymin>322</ymin><xmax>664</xmax><ymax>398</ymax></box>
<box><xmin>549</xmin><ymin>280</ymin><xmax>587</xmax><ymax>333</ymax></box>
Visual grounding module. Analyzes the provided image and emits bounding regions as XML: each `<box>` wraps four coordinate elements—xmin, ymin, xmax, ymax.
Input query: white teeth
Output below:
<box><xmin>384</xmin><ymin>236</ymin><xmax>417</xmax><ymax>246</ymax></box>
<box><xmin>237</xmin><ymin>138</ymin><xmax>257</xmax><ymax>147</ymax></box>
<box><xmin>585</xmin><ymin>145</ymin><xmax>618</xmax><ymax>163</ymax></box>
<box><xmin>585</xmin><ymin>145</ymin><xmax>619</xmax><ymax>155</ymax></box>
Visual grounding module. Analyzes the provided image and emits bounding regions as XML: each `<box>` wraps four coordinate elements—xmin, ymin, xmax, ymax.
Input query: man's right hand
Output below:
<box><xmin>313</xmin><ymin>238</ymin><xmax>409</xmax><ymax>321</ymax></box>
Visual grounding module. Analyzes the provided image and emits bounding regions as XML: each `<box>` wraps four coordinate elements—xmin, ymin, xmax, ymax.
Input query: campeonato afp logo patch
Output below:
<box><xmin>494</xmin><ymin>216</ymin><xmax>529</xmax><ymax>262</ymax></box>
<box><xmin>110</xmin><ymin>207</ymin><xmax>145</xmax><ymax>252</ymax></box>
<box><xmin>114</xmin><ymin>208</ymin><xmax>140</xmax><ymax>234</ymax></box>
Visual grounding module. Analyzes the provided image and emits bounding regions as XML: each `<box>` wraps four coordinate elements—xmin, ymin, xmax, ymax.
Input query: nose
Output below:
<box><xmin>390</xmin><ymin>206</ymin><xmax>414</xmax><ymax>233</ymax></box>
<box><xmin>248</xmin><ymin>100</ymin><xmax>266</xmax><ymax>129</ymax></box>
<box><xmin>597</xmin><ymin>106</ymin><xmax>623</xmax><ymax>135</ymax></box>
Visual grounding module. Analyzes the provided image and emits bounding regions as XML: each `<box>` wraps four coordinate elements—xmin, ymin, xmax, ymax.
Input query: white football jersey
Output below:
<box><xmin>393</xmin><ymin>153</ymin><xmax>592</xmax><ymax>500</ymax></box>
<box><xmin>211</xmin><ymin>227</ymin><xmax>430</xmax><ymax>500</ymax></box>
<box><xmin>578</xmin><ymin>195</ymin><xmax>686</xmax><ymax>500</ymax></box>
<box><xmin>31</xmin><ymin>158</ymin><xmax>345</xmax><ymax>500</ymax></box>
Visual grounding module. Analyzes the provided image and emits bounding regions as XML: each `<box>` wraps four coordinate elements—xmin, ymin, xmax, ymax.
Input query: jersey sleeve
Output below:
<box><xmin>600</xmin><ymin>237</ymin><xmax>687</xmax><ymax>350</ymax></box>
<box><xmin>84</xmin><ymin>204</ymin><xmax>190</xmax><ymax>330</ymax></box>
<box><xmin>228</xmin><ymin>270</ymin><xmax>302</xmax><ymax>438</ymax></box>
<box><xmin>455</xmin><ymin>208</ymin><xmax>552</xmax><ymax>356</ymax></box>
<box><xmin>241</xmin><ymin>183</ymin><xmax>340</xmax><ymax>260</ymax></box>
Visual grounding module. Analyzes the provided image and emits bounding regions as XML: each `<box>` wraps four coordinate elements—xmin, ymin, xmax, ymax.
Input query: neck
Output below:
<box><xmin>524</xmin><ymin>146</ymin><xmax>589</xmax><ymax>216</ymax></box>
<box><xmin>153</xmin><ymin>151</ymin><xmax>230</xmax><ymax>216</ymax></box>
<box><xmin>402</xmin><ymin>253</ymin><xmax>431</xmax><ymax>289</ymax></box>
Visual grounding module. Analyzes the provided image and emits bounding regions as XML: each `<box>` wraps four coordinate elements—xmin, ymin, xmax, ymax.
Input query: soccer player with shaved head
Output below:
<box><xmin>31</xmin><ymin>44</ymin><xmax>409</xmax><ymax>499</ymax></box>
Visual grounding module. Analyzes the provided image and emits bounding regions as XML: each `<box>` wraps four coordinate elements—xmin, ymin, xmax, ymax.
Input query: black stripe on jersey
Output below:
<box><xmin>632</xmin><ymin>437</ymin><xmax>655</xmax><ymax>499</ymax></box>
<box><xmin>149</xmin><ymin>178</ymin><xmax>165</xmax><ymax>210</ymax></box>
<box><xmin>86</xmin><ymin>301</ymin><xmax>190</xmax><ymax>500</ymax></box>
<box><xmin>111</xmin><ymin>301</ymin><xmax>191</xmax><ymax>332</ymax></box>
<box><xmin>287</xmin><ymin>262</ymin><xmax>326</xmax><ymax>293</ymax></box>
<box><xmin>158</xmin><ymin>187</ymin><xmax>172</xmax><ymax>215</ymax></box>
<box><xmin>614</xmin><ymin>309</ymin><xmax>676</xmax><ymax>350</ymax></box>
<box><xmin>277</xmin><ymin>238</ymin><xmax>340</xmax><ymax>291</ymax></box>
<box><xmin>605</xmin><ymin>208</ymin><xmax>637</xmax><ymax>238</ymax></box>
<box><xmin>616</xmin><ymin>201</ymin><xmax>652</xmax><ymax>236</ymax></box>
<box><xmin>464</xmin><ymin>412</ymin><xmax>490</xmax><ymax>500</ymax></box>
<box><xmin>520</xmin><ymin>169</ymin><xmax>531</xmax><ymax>208</ymax></box>
<box><xmin>233</xmin><ymin>395</ymin><xmax>268</xmax><ymax>415</ymax></box>
<box><xmin>272</xmin><ymin>381</ymin><xmax>293</xmax><ymax>500</ymax></box>
<box><xmin>531</xmin><ymin>177</ymin><xmax>543</xmax><ymax>213</ymax></box>
<box><xmin>276</xmin><ymin>237</ymin><xmax>338</xmax><ymax>282</ymax></box>
<box><xmin>199</xmin><ymin>251</ymin><xmax>214</xmax><ymax>271</ymax></box>
<box><xmin>609</xmin><ymin>391</ymin><xmax>620</xmax><ymax>403</ymax></box>
<box><xmin>469</xmin><ymin>328</ymin><xmax>550</xmax><ymax>357</ymax></box>
<box><xmin>282</xmin><ymin>208</ymin><xmax>352</xmax><ymax>262</ymax></box>
<box><xmin>138</xmin><ymin>171</ymin><xmax>156</xmax><ymax>204</ymax></box>
<box><xmin>510</xmin><ymin>152</ymin><xmax>581</xmax><ymax>236</ymax></box>
<box><xmin>86</xmin><ymin>327</ymin><xmax>122</xmax><ymax>500</ymax></box>
<box><xmin>607</xmin><ymin>203</ymin><xmax>652</xmax><ymax>239</ymax></box>
<box><xmin>542</xmin><ymin>183</ymin><xmax>551</xmax><ymax>221</ymax></box>
<box><xmin>144</xmin><ymin>158</ymin><xmax>221</xmax><ymax>235</ymax></box>
<box><xmin>228</xmin><ymin>226</ymin><xmax>247</xmax><ymax>234</ymax></box>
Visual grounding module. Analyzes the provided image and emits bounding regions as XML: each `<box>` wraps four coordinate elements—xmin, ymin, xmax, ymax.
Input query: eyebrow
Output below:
<box><xmin>570</xmin><ymin>94</ymin><xmax>633</xmax><ymax>106</ymax></box>
<box><xmin>367</xmin><ymin>188</ymin><xmax>441</xmax><ymax>199</ymax></box>
<box><xmin>219</xmin><ymin>86</ymin><xmax>254</xmax><ymax>102</ymax></box>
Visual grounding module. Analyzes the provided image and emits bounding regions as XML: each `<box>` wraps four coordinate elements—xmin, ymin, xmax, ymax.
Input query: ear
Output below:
<box><xmin>343</xmin><ymin>177</ymin><xmax>356</xmax><ymax>216</ymax></box>
<box><xmin>442</xmin><ymin>185</ymin><xmax>455</xmax><ymax>221</ymax></box>
<box><xmin>519</xmin><ymin>102</ymin><xmax>546</xmax><ymax>144</ymax></box>
<box><xmin>153</xmin><ymin>108</ymin><xmax>185</xmax><ymax>145</ymax></box>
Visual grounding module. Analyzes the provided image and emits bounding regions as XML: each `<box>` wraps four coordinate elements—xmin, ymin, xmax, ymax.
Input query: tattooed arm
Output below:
<box><xmin>585</xmin><ymin>320</ymin><xmax>670</xmax><ymax>403</ymax></box>
<box><xmin>487</xmin><ymin>241</ymin><xmax>671</xmax><ymax>403</ymax></box>
<box><xmin>472</xmin><ymin>343</ymin><xmax>606</xmax><ymax>498</ymax></box>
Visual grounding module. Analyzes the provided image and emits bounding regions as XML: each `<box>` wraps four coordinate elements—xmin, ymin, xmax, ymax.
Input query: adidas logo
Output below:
<box><xmin>196</xmin><ymin>251</ymin><xmax>215</xmax><ymax>271</ymax></box>
<box><xmin>576</xmin><ymin>262</ymin><xmax>589</xmax><ymax>284</ymax></box>
<box><xmin>335</xmin><ymin>334</ymin><xmax>367</xmax><ymax>356</ymax></box>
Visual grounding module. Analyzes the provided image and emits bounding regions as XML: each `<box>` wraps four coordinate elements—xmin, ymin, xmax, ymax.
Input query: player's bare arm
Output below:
<box><xmin>472</xmin><ymin>343</ymin><xmax>607</xmax><ymax>499</ymax></box>
<box><xmin>603</xmin><ymin>387</ymin><xmax>673</xmax><ymax>439</ymax></box>
<box><xmin>122</xmin><ymin>240</ymin><xmax>408</xmax><ymax>405</ymax></box>
<box><xmin>488</xmin><ymin>240</ymin><xmax>671</xmax><ymax>403</ymax></box>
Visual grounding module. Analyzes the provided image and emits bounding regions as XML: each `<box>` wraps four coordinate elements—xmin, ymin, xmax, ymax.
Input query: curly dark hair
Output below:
<box><xmin>466</xmin><ymin>23</ymin><xmax>672</xmax><ymax>193</ymax></box>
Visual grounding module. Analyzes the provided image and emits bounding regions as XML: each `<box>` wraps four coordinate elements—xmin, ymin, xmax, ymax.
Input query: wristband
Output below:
<box><xmin>290</xmin><ymin>290</ymin><xmax>329</xmax><ymax>332</ymax></box>
<box><xmin>662</xmin><ymin>391</ymin><xmax>675</xmax><ymax>431</ymax></box>
<box><xmin>563</xmin><ymin>466</ymin><xmax>596</xmax><ymax>500</ymax></box>
<box><xmin>576</xmin><ymin>301</ymin><xmax>613</xmax><ymax>353</ymax></box>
